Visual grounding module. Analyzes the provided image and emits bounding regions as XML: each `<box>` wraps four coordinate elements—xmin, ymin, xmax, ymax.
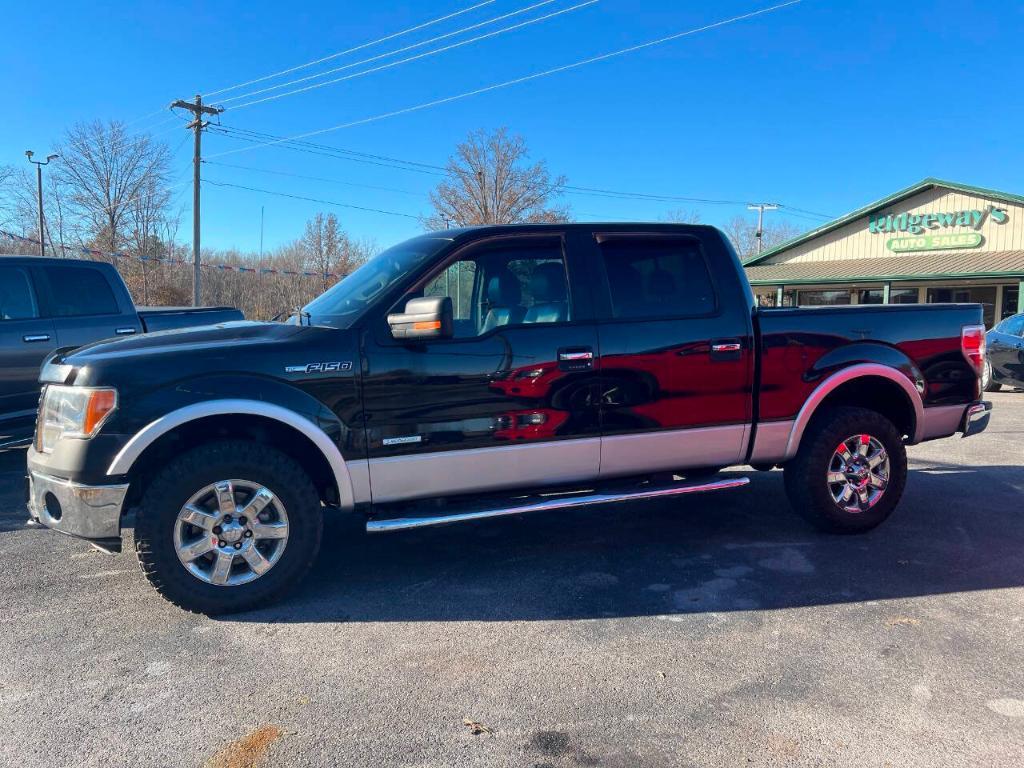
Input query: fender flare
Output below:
<box><xmin>783</xmin><ymin>363</ymin><xmax>925</xmax><ymax>460</ymax></box>
<box><xmin>106</xmin><ymin>398</ymin><xmax>355</xmax><ymax>511</ymax></box>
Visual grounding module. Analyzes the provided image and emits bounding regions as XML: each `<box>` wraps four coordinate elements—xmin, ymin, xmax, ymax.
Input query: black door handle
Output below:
<box><xmin>709</xmin><ymin>338</ymin><xmax>743</xmax><ymax>361</ymax></box>
<box><xmin>557</xmin><ymin>346</ymin><xmax>594</xmax><ymax>372</ymax></box>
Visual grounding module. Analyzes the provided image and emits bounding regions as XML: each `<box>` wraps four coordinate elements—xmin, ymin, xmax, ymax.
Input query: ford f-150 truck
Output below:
<box><xmin>26</xmin><ymin>224</ymin><xmax>991</xmax><ymax>614</ymax></box>
<box><xmin>1</xmin><ymin>255</ymin><xmax>242</xmax><ymax>421</ymax></box>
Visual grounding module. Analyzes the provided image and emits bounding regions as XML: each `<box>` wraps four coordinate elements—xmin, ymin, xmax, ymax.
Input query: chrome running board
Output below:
<box><xmin>366</xmin><ymin>476</ymin><xmax>750</xmax><ymax>533</ymax></box>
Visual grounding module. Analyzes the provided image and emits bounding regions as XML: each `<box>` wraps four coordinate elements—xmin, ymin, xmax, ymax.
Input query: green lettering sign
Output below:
<box><xmin>869</xmin><ymin>205</ymin><xmax>1008</xmax><ymax>234</ymax></box>
<box><xmin>886</xmin><ymin>232</ymin><xmax>984</xmax><ymax>252</ymax></box>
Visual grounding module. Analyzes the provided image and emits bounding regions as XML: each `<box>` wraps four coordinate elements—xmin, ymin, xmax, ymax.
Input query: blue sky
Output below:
<box><xmin>4</xmin><ymin>0</ymin><xmax>1023</xmax><ymax>253</ymax></box>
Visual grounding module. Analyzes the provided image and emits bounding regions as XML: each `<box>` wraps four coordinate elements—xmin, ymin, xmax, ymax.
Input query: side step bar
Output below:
<box><xmin>366</xmin><ymin>476</ymin><xmax>750</xmax><ymax>533</ymax></box>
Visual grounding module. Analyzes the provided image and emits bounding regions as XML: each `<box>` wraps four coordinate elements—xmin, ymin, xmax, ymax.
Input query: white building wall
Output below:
<box><xmin>764</xmin><ymin>187</ymin><xmax>1024</xmax><ymax>264</ymax></box>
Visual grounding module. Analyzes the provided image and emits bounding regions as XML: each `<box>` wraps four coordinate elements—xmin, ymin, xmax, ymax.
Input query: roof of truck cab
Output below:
<box><xmin>437</xmin><ymin>222</ymin><xmax>719</xmax><ymax>236</ymax></box>
<box><xmin>0</xmin><ymin>254</ymin><xmax>115</xmax><ymax>267</ymax></box>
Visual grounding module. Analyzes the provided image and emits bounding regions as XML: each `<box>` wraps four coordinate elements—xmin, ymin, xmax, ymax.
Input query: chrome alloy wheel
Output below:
<box><xmin>826</xmin><ymin>434</ymin><xmax>889</xmax><ymax>513</ymax></box>
<box><xmin>172</xmin><ymin>479</ymin><xmax>289</xmax><ymax>586</ymax></box>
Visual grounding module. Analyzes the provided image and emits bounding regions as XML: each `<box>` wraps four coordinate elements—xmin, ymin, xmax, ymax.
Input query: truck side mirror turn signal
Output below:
<box><xmin>387</xmin><ymin>296</ymin><xmax>454</xmax><ymax>340</ymax></box>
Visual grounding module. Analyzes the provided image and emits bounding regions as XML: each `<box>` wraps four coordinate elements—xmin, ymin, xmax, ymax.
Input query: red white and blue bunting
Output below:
<box><xmin>1</xmin><ymin>229</ymin><xmax>343</xmax><ymax>278</ymax></box>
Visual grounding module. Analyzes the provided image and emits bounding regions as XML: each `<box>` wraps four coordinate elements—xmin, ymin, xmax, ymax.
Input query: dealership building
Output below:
<box><xmin>743</xmin><ymin>178</ymin><xmax>1024</xmax><ymax>327</ymax></box>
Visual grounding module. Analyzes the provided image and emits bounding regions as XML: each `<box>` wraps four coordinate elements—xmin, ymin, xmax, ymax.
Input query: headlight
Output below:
<box><xmin>37</xmin><ymin>385</ymin><xmax>118</xmax><ymax>454</ymax></box>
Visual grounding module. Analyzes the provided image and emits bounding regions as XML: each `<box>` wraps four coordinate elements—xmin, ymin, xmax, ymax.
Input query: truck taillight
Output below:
<box><xmin>961</xmin><ymin>324</ymin><xmax>986</xmax><ymax>373</ymax></box>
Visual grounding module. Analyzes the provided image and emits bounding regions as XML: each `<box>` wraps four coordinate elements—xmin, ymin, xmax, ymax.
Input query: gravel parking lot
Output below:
<box><xmin>2</xmin><ymin>395</ymin><xmax>1023</xmax><ymax>767</ymax></box>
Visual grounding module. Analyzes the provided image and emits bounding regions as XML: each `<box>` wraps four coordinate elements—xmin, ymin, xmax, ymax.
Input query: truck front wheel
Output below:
<box><xmin>783</xmin><ymin>406</ymin><xmax>907</xmax><ymax>533</ymax></box>
<box><xmin>134</xmin><ymin>440</ymin><xmax>323</xmax><ymax>614</ymax></box>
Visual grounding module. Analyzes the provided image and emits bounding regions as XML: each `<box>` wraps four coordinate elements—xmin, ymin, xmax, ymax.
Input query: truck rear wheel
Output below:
<box><xmin>783</xmin><ymin>406</ymin><xmax>907</xmax><ymax>533</ymax></box>
<box><xmin>134</xmin><ymin>440</ymin><xmax>323</xmax><ymax>614</ymax></box>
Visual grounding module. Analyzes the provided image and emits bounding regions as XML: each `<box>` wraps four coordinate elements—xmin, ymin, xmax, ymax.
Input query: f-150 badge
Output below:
<box><xmin>285</xmin><ymin>361</ymin><xmax>353</xmax><ymax>374</ymax></box>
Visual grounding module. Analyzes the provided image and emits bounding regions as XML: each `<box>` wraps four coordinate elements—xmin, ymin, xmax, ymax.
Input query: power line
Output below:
<box><xmin>210</xmin><ymin>124</ymin><xmax>831</xmax><ymax>215</ymax></box>
<box><xmin>208</xmin><ymin>1</ymin><xmax>803</xmax><ymax>160</ymax></box>
<box><xmin>227</xmin><ymin>0</ymin><xmax>600</xmax><ymax>112</ymax></box>
<box><xmin>220</xmin><ymin>0</ymin><xmax>562</xmax><ymax>106</ymax></box>
<box><xmin>209</xmin><ymin>126</ymin><xmax>447</xmax><ymax>175</ymax></box>
<box><xmin>203</xmin><ymin>179</ymin><xmax>422</xmax><ymax>219</ymax></box>
<box><xmin>779</xmin><ymin>204</ymin><xmax>833</xmax><ymax>220</ymax></box>
<box><xmin>203</xmin><ymin>160</ymin><xmax>426</xmax><ymax>197</ymax></box>
<box><xmin>202</xmin><ymin>1</ymin><xmax>497</xmax><ymax>99</ymax></box>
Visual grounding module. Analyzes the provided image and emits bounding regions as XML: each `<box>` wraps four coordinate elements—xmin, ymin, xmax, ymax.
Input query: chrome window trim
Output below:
<box><xmin>106</xmin><ymin>399</ymin><xmax>356</xmax><ymax>511</ymax></box>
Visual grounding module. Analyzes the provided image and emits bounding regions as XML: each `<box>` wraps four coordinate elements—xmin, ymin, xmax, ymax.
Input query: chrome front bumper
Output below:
<box><xmin>27</xmin><ymin>470</ymin><xmax>128</xmax><ymax>545</ymax></box>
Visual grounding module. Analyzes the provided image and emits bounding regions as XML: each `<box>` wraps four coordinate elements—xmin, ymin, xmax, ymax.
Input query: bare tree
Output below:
<box><xmin>128</xmin><ymin>176</ymin><xmax>172</xmax><ymax>304</ymax></box>
<box><xmin>301</xmin><ymin>212</ymin><xmax>345</xmax><ymax>292</ymax></box>
<box><xmin>56</xmin><ymin>120</ymin><xmax>170</xmax><ymax>252</ymax></box>
<box><xmin>662</xmin><ymin>208</ymin><xmax>702</xmax><ymax>224</ymax></box>
<box><xmin>722</xmin><ymin>215</ymin><xmax>803</xmax><ymax>260</ymax></box>
<box><xmin>426</xmin><ymin>127</ymin><xmax>569</xmax><ymax>229</ymax></box>
<box><xmin>300</xmin><ymin>211</ymin><xmax>374</xmax><ymax>294</ymax></box>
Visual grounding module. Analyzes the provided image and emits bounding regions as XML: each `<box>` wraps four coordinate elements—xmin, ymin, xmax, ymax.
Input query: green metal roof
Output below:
<box><xmin>744</xmin><ymin>251</ymin><xmax>1024</xmax><ymax>286</ymax></box>
<box><xmin>744</xmin><ymin>178</ymin><xmax>1024</xmax><ymax>267</ymax></box>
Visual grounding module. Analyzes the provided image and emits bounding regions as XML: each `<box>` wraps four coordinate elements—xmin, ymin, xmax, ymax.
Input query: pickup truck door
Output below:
<box><xmin>0</xmin><ymin>265</ymin><xmax>55</xmax><ymax>419</ymax></box>
<box><xmin>586</xmin><ymin>232</ymin><xmax>755</xmax><ymax>477</ymax></box>
<box><xmin>359</xmin><ymin>232</ymin><xmax>602</xmax><ymax>504</ymax></box>
<box><xmin>35</xmin><ymin>262</ymin><xmax>141</xmax><ymax>349</ymax></box>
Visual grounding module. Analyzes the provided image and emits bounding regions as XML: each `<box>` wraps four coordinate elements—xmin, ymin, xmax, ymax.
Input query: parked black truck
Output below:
<box><xmin>0</xmin><ymin>256</ymin><xmax>242</xmax><ymax>421</ymax></box>
<box><xmin>26</xmin><ymin>224</ymin><xmax>991</xmax><ymax>613</ymax></box>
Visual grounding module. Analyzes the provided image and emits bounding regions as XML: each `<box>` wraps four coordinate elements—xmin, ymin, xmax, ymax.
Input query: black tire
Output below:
<box><xmin>983</xmin><ymin>360</ymin><xmax>1002</xmax><ymax>392</ymax></box>
<box><xmin>783</xmin><ymin>406</ymin><xmax>907</xmax><ymax>534</ymax></box>
<box><xmin>134</xmin><ymin>440</ymin><xmax>323</xmax><ymax>614</ymax></box>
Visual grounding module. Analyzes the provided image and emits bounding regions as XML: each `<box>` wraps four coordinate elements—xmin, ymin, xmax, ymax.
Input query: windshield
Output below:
<box><xmin>301</xmin><ymin>235</ymin><xmax>451</xmax><ymax>328</ymax></box>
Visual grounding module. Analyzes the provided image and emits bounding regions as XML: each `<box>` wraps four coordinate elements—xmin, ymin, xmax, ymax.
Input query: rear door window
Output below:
<box><xmin>43</xmin><ymin>266</ymin><xmax>120</xmax><ymax>316</ymax></box>
<box><xmin>0</xmin><ymin>267</ymin><xmax>38</xmax><ymax>320</ymax></box>
<box><xmin>597</xmin><ymin>238</ymin><xmax>717</xmax><ymax>319</ymax></box>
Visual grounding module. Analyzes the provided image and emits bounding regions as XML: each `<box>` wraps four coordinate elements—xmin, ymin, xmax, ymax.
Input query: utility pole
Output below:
<box><xmin>171</xmin><ymin>94</ymin><xmax>223</xmax><ymax>305</ymax></box>
<box><xmin>748</xmin><ymin>202</ymin><xmax>779</xmax><ymax>255</ymax></box>
<box><xmin>25</xmin><ymin>151</ymin><xmax>59</xmax><ymax>257</ymax></box>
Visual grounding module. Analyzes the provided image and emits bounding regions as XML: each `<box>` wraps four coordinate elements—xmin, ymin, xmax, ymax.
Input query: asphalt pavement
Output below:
<box><xmin>1</xmin><ymin>395</ymin><xmax>1022</xmax><ymax>767</ymax></box>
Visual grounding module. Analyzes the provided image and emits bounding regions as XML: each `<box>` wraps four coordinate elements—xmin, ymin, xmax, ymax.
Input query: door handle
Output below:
<box><xmin>709</xmin><ymin>339</ymin><xmax>743</xmax><ymax>361</ymax></box>
<box><xmin>23</xmin><ymin>334</ymin><xmax>51</xmax><ymax>343</ymax></box>
<box><xmin>557</xmin><ymin>347</ymin><xmax>594</xmax><ymax>371</ymax></box>
<box><xmin>115</xmin><ymin>327</ymin><xmax>137</xmax><ymax>335</ymax></box>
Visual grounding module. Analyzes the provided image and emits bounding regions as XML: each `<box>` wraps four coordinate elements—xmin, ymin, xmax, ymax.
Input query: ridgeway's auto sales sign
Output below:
<box><xmin>869</xmin><ymin>204</ymin><xmax>1009</xmax><ymax>252</ymax></box>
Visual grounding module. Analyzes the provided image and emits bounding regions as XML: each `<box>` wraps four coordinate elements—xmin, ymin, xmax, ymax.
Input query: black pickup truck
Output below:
<box><xmin>26</xmin><ymin>224</ymin><xmax>991</xmax><ymax>614</ymax></box>
<box><xmin>1</xmin><ymin>255</ymin><xmax>242</xmax><ymax>421</ymax></box>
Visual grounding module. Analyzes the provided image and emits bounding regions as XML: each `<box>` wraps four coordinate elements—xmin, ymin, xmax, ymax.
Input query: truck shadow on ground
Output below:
<box><xmin>2</xmin><ymin>446</ymin><xmax>1021</xmax><ymax>623</ymax></box>
<box><xmin>230</xmin><ymin>459</ymin><xmax>1024</xmax><ymax>624</ymax></box>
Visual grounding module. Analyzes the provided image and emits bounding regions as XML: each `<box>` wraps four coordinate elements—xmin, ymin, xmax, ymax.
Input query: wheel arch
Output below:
<box><xmin>784</xmin><ymin>364</ymin><xmax>924</xmax><ymax>460</ymax></box>
<box><xmin>108</xmin><ymin>399</ymin><xmax>356</xmax><ymax>512</ymax></box>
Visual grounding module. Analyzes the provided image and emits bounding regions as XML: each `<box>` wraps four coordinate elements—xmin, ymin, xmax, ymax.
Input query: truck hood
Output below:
<box><xmin>53</xmin><ymin>321</ymin><xmax>354</xmax><ymax>388</ymax></box>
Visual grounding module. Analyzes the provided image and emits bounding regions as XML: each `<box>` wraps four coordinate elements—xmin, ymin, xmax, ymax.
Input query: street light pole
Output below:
<box><xmin>25</xmin><ymin>150</ymin><xmax>59</xmax><ymax>257</ymax></box>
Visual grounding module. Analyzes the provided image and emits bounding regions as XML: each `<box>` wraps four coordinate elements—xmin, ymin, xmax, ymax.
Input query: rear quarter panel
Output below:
<box><xmin>756</xmin><ymin>303</ymin><xmax>982</xmax><ymax>423</ymax></box>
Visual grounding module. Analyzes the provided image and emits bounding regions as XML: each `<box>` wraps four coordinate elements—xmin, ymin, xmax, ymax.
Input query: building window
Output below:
<box><xmin>927</xmin><ymin>286</ymin><xmax>996</xmax><ymax>328</ymax></box>
<box><xmin>798</xmin><ymin>289</ymin><xmax>851</xmax><ymax>306</ymax></box>
<box><xmin>1002</xmin><ymin>286</ymin><xmax>1020</xmax><ymax>320</ymax></box>
<box><xmin>752</xmin><ymin>288</ymin><xmax>796</xmax><ymax>308</ymax></box>
<box><xmin>861</xmin><ymin>287</ymin><xmax>919</xmax><ymax>304</ymax></box>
